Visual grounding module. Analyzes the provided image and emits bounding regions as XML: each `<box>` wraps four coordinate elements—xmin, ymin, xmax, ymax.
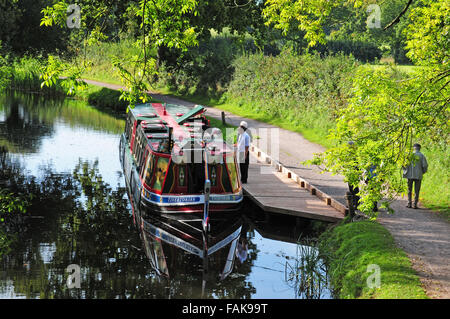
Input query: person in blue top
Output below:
<box><xmin>237</xmin><ymin>121</ymin><xmax>250</xmax><ymax>184</ymax></box>
<box><xmin>403</xmin><ymin>143</ymin><xmax>428</xmax><ymax>209</ymax></box>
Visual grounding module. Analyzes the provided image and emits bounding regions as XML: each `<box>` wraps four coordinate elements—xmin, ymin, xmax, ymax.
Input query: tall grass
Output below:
<box><xmin>420</xmin><ymin>142</ymin><xmax>450</xmax><ymax>219</ymax></box>
<box><xmin>284</xmin><ymin>236</ymin><xmax>331</xmax><ymax>299</ymax></box>
<box><xmin>77</xmin><ymin>39</ymin><xmax>145</xmax><ymax>85</ymax></box>
<box><xmin>1</xmin><ymin>56</ymin><xmax>65</xmax><ymax>96</ymax></box>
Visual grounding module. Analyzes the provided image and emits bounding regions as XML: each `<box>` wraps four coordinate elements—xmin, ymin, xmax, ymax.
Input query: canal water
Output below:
<box><xmin>0</xmin><ymin>92</ymin><xmax>333</xmax><ymax>299</ymax></box>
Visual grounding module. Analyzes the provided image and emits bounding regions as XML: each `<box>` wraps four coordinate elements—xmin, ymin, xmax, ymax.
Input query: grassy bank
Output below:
<box><xmin>76</xmin><ymin>84</ymin><xmax>131</xmax><ymax>112</ymax></box>
<box><xmin>420</xmin><ymin>143</ymin><xmax>450</xmax><ymax>221</ymax></box>
<box><xmin>320</xmin><ymin>220</ymin><xmax>428</xmax><ymax>299</ymax></box>
<box><xmin>0</xmin><ymin>56</ymin><xmax>66</xmax><ymax>96</ymax></box>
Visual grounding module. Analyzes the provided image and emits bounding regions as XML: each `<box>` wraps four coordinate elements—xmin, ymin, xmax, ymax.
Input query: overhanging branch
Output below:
<box><xmin>383</xmin><ymin>0</ymin><xmax>414</xmax><ymax>30</ymax></box>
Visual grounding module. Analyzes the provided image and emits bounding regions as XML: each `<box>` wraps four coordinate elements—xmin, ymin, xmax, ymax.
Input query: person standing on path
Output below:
<box><xmin>237</xmin><ymin>121</ymin><xmax>250</xmax><ymax>184</ymax></box>
<box><xmin>403</xmin><ymin>143</ymin><xmax>428</xmax><ymax>209</ymax></box>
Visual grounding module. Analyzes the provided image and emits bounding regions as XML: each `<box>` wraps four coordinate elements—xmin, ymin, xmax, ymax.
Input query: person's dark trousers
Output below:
<box><xmin>240</xmin><ymin>152</ymin><xmax>249</xmax><ymax>183</ymax></box>
<box><xmin>407</xmin><ymin>178</ymin><xmax>422</xmax><ymax>207</ymax></box>
<box><xmin>348</xmin><ymin>184</ymin><xmax>360</xmax><ymax>210</ymax></box>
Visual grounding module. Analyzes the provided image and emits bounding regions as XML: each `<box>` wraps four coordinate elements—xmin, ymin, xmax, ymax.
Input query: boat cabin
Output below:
<box><xmin>121</xmin><ymin>103</ymin><xmax>242</xmax><ymax>213</ymax></box>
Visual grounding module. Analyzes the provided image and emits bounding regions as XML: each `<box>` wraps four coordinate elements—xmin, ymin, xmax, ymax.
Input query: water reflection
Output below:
<box><xmin>0</xmin><ymin>92</ymin><xmax>333</xmax><ymax>299</ymax></box>
<box><xmin>133</xmin><ymin>199</ymin><xmax>244</xmax><ymax>296</ymax></box>
<box><xmin>0</xmin><ymin>92</ymin><xmax>124</xmax><ymax>155</ymax></box>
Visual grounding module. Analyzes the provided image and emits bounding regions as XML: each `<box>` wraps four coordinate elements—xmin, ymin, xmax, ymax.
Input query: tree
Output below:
<box><xmin>262</xmin><ymin>0</ymin><xmax>361</xmax><ymax>47</ymax></box>
<box><xmin>39</xmin><ymin>0</ymin><xmax>199</xmax><ymax>105</ymax></box>
<box><xmin>310</xmin><ymin>0</ymin><xmax>449</xmax><ymax>216</ymax></box>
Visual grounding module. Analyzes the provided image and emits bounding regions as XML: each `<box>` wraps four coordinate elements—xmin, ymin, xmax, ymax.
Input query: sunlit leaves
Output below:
<box><xmin>405</xmin><ymin>0</ymin><xmax>450</xmax><ymax>67</ymax></box>
<box><xmin>40</xmin><ymin>0</ymin><xmax>69</xmax><ymax>27</ymax></box>
<box><xmin>40</xmin><ymin>0</ymin><xmax>199</xmax><ymax>106</ymax></box>
<box><xmin>39</xmin><ymin>55</ymin><xmax>87</xmax><ymax>96</ymax></box>
<box><xmin>0</xmin><ymin>189</ymin><xmax>29</xmax><ymax>223</ymax></box>
<box><xmin>262</xmin><ymin>0</ymin><xmax>363</xmax><ymax>47</ymax></box>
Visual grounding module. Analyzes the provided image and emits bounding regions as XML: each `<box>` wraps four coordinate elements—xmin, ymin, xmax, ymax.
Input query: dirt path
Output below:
<box><xmin>378</xmin><ymin>200</ymin><xmax>450</xmax><ymax>298</ymax></box>
<box><xmin>85</xmin><ymin>79</ymin><xmax>450</xmax><ymax>298</ymax></box>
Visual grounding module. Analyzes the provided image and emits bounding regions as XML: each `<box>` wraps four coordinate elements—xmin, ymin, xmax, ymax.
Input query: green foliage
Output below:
<box><xmin>40</xmin><ymin>55</ymin><xmax>87</xmax><ymax>95</ymax></box>
<box><xmin>420</xmin><ymin>143</ymin><xmax>450</xmax><ymax>219</ymax></box>
<box><xmin>86</xmin><ymin>87</ymin><xmax>130</xmax><ymax>112</ymax></box>
<box><xmin>0</xmin><ymin>47</ymin><xmax>12</xmax><ymax>91</ymax></box>
<box><xmin>78</xmin><ymin>39</ymin><xmax>144</xmax><ymax>84</ymax></box>
<box><xmin>313</xmin><ymin>39</ymin><xmax>382</xmax><ymax>63</ymax></box>
<box><xmin>0</xmin><ymin>189</ymin><xmax>29</xmax><ymax>223</ymax></box>
<box><xmin>226</xmin><ymin>50</ymin><xmax>357</xmax><ymax>143</ymax></box>
<box><xmin>263</xmin><ymin>0</ymin><xmax>349</xmax><ymax>47</ymax></box>
<box><xmin>84</xmin><ymin>86</ymin><xmax>161</xmax><ymax>112</ymax></box>
<box><xmin>40</xmin><ymin>0</ymin><xmax>200</xmax><ymax>106</ymax></box>
<box><xmin>156</xmin><ymin>32</ymin><xmax>253</xmax><ymax>96</ymax></box>
<box><xmin>311</xmin><ymin>0</ymin><xmax>449</xmax><ymax>217</ymax></box>
<box><xmin>0</xmin><ymin>147</ymin><xmax>31</xmax><ymax>257</ymax></box>
<box><xmin>320</xmin><ymin>221</ymin><xmax>428</xmax><ymax>299</ymax></box>
<box><xmin>0</xmin><ymin>54</ymin><xmax>67</xmax><ymax>96</ymax></box>
<box><xmin>404</xmin><ymin>0</ymin><xmax>449</xmax><ymax>67</ymax></box>
<box><xmin>0</xmin><ymin>0</ymin><xmax>70</xmax><ymax>54</ymax></box>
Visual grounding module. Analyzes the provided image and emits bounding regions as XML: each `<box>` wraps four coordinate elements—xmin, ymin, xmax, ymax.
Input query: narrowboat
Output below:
<box><xmin>119</xmin><ymin>102</ymin><xmax>243</xmax><ymax>215</ymax></box>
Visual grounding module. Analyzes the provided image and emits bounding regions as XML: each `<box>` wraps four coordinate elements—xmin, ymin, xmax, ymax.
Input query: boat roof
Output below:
<box><xmin>129</xmin><ymin>103</ymin><xmax>233</xmax><ymax>154</ymax></box>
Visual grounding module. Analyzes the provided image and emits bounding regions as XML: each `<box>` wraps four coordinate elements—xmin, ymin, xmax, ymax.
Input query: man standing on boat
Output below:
<box><xmin>237</xmin><ymin>121</ymin><xmax>250</xmax><ymax>184</ymax></box>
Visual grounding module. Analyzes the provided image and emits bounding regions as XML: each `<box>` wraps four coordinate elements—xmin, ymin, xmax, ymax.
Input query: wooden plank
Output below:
<box><xmin>243</xmin><ymin>156</ymin><xmax>345</xmax><ymax>222</ymax></box>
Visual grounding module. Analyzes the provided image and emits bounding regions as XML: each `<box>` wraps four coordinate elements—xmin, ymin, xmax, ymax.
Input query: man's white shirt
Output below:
<box><xmin>237</xmin><ymin>131</ymin><xmax>250</xmax><ymax>153</ymax></box>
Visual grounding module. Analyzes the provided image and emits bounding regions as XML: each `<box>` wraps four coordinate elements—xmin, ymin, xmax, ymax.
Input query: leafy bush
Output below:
<box><xmin>225</xmin><ymin>50</ymin><xmax>357</xmax><ymax>142</ymax></box>
<box><xmin>313</xmin><ymin>40</ymin><xmax>382</xmax><ymax>63</ymax></box>
<box><xmin>156</xmin><ymin>34</ymin><xmax>252</xmax><ymax>96</ymax></box>
<box><xmin>0</xmin><ymin>55</ymin><xmax>66</xmax><ymax>96</ymax></box>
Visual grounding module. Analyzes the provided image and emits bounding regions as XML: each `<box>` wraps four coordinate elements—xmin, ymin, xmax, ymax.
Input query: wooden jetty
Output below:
<box><xmin>242</xmin><ymin>146</ymin><xmax>346</xmax><ymax>223</ymax></box>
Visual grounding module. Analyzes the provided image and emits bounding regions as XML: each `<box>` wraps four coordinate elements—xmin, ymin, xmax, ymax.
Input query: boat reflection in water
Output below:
<box><xmin>129</xmin><ymin>190</ymin><xmax>244</xmax><ymax>297</ymax></box>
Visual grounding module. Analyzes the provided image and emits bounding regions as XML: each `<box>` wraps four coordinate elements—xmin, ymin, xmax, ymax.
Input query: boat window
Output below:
<box><xmin>157</xmin><ymin>139</ymin><xmax>170</xmax><ymax>153</ymax></box>
<box><xmin>140</xmin><ymin>149</ymin><xmax>149</xmax><ymax>177</ymax></box>
<box><xmin>134</xmin><ymin>132</ymin><xmax>142</xmax><ymax>162</ymax></box>
<box><xmin>153</xmin><ymin>157</ymin><xmax>169</xmax><ymax>192</ymax></box>
<box><xmin>132</xmin><ymin>129</ymin><xmax>139</xmax><ymax>155</ymax></box>
<box><xmin>125</xmin><ymin>115</ymin><xmax>130</xmax><ymax>138</ymax></box>
<box><xmin>162</xmin><ymin>160</ymin><xmax>175</xmax><ymax>193</ymax></box>
<box><xmin>125</xmin><ymin>113</ymin><xmax>135</xmax><ymax>140</ymax></box>
<box><xmin>137</xmin><ymin>138</ymin><xmax>146</xmax><ymax>170</ymax></box>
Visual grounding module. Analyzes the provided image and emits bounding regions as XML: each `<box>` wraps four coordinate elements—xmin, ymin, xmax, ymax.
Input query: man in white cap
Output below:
<box><xmin>237</xmin><ymin>121</ymin><xmax>250</xmax><ymax>183</ymax></box>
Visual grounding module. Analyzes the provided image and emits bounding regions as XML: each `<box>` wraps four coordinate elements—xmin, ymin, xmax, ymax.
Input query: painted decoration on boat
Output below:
<box><xmin>179</xmin><ymin>165</ymin><xmax>186</xmax><ymax>186</ymax></box>
<box><xmin>226</xmin><ymin>157</ymin><xmax>239</xmax><ymax>193</ymax></box>
<box><xmin>154</xmin><ymin>157</ymin><xmax>169</xmax><ymax>191</ymax></box>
